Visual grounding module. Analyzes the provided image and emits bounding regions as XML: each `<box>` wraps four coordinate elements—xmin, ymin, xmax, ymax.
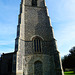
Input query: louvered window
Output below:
<box><xmin>32</xmin><ymin>0</ymin><xmax>37</xmax><ymax>6</ymax></box>
<box><xmin>33</xmin><ymin>37</ymin><xmax>42</xmax><ymax>53</ymax></box>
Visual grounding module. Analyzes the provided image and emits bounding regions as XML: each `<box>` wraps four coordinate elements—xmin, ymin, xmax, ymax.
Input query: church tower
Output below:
<box><xmin>13</xmin><ymin>0</ymin><xmax>64</xmax><ymax>75</ymax></box>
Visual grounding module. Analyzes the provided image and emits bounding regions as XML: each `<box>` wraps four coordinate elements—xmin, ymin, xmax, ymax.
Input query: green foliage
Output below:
<box><xmin>62</xmin><ymin>46</ymin><xmax>75</xmax><ymax>71</ymax></box>
<box><xmin>69</xmin><ymin>47</ymin><xmax>75</xmax><ymax>55</ymax></box>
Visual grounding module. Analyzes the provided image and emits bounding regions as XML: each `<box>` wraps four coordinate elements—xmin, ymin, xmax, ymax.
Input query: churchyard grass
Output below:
<box><xmin>64</xmin><ymin>71</ymin><xmax>75</xmax><ymax>75</ymax></box>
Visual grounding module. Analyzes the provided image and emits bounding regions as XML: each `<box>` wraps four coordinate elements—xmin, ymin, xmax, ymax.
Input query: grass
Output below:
<box><xmin>64</xmin><ymin>71</ymin><xmax>75</xmax><ymax>75</ymax></box>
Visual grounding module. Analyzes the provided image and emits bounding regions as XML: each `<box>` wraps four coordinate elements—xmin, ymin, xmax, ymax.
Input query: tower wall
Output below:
<box><xmin>23</xmin><ymin>54</ymin><xmax>51</xmax><ymax>75</ymax></box>
<box><xmin>13</xmin><ymin>0</ymin><xmax>64</xmax><ymax>75</ymax></box>
<box><xmin>24</xmin><ymin>0</ymin><xmax>45</xmax><ymax>7</ymax></box>
<box><xmin>25</xmin><ymin>6</ymin><xmax>53</xmax><ymax>41</ymax></box>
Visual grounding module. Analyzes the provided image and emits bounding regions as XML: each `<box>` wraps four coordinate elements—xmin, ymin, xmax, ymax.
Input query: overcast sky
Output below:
<box><xmin>0</xmin><ymin>0</ymin><xmax>75</xmax><ymax>57</ymax></box>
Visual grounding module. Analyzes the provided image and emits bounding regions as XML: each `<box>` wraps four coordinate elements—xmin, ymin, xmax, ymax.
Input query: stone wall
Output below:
<box><xmin>25</xmin><ymin>6</ymin><xmax>53</xmax><ymax>41</ymax></box>
<box><xmin>24</xmin><ymin>0</ymin><xmax>45</xmax><ymax>7</ymax></box>
<box><xmin>15</xmin><ymin>0</ymin><xmax>64</xmax><ymax>75</ymax></box>
<box><xmin>23</xmin><ymin>54</ymin><xmax>50</xmax><ymax>75</ymax></box>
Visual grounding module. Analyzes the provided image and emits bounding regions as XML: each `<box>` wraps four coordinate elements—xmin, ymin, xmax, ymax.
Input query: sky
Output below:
<box><xmin>0</xmin><ymin>0</ymin><xmax>75</xmax><ymax>57</ymax></box>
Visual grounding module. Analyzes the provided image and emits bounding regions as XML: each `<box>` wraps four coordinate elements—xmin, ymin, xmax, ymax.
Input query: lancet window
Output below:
<box><xmin>33</xmin><ymin>37</ymin><xmax>42</xmax><ymax>53</ymax></box>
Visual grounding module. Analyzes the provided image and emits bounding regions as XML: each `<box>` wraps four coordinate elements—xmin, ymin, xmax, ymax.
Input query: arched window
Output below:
<box><xmin>34</xmin><ymin>61</ymin><xmax>43</xmax><ymax>75</ymax></box>
<box><xmin>32</xmin><ymin>0</ymin><xmax>37</xmax><ymax>6</ymax></box>
<box><xmin>32</xmin><ymin>37</ymin><xmax>42</xmax><ymax>53</ymax></box>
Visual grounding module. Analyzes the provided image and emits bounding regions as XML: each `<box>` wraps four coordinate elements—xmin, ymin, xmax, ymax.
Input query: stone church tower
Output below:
<box><xmin>13</xmin><ymin>0</ymin><xmax>64</xmax><ymax>75</ymax></box>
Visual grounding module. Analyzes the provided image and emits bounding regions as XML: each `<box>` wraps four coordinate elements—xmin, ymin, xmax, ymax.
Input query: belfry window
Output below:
<box><xmin>33</xmin><ymin>37</ymin><xmax>42</xmax><ymax>53</ymax></box>
<box><xmin>32</xmin><ymin>0</ymin><xmax>37</xmax><ymax>6</ymax></box>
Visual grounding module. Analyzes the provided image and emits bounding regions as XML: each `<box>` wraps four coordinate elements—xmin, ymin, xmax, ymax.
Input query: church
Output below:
<box><xmin>0</xmin><ymin>0</ymin><xmax>64</xmax><ymax>75</ymax></box>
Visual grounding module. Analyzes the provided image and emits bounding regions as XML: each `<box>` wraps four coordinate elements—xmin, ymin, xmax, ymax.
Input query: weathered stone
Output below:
<box><xmin>15</xmin><ymin>0</ymin><xmax>64</xmax><ymax>75</ymax></box>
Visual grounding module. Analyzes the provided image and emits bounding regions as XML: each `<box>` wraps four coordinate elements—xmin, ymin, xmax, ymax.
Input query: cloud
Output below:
<box><xmin>0</xmin><ymin>48</ymin><xmax>14</xmax><ymax>54</ymax></box>
<box><xmin>55</xmin><ymin>22</ymin><xmax>75</xmax><ymax>46</ymax></box>
<box><xmin>0</xmin><ymin>0</ymin><xmax>20</xmax><ymax>54</ymax></box>
<box><xmin>46</xmin><ymin>0</ymin><xmax>75</xmax><ymax>56</ymax></box>
<box><xmin>0</xmin><ymin>23</ymin><xmax>16</xmax><ymax>35</ymax></box>
<box><xmin>0</xmin><ymin>53</ymin><xmax>1</xmax><ymax>57</ymax></box>
<box><xmin>46</xmin><ymin>0</ymin><xmax>75</xmax><ymax>22</ymax></box>
<box><xmin>0</xmin><ymin>40</ymin><xmax>15</xmax><ymax>54</ymax></box>
<box><xmin>0</xmin><ymin>40</ymin><xmax>14</xmax><ymax>45</ymax></box>
<box><xmin>53</xmin><ymin>23</ymin><xmax>75</xmax><ymax>56</ymax></box>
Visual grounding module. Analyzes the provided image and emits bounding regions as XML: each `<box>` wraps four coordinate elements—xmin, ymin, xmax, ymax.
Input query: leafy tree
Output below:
<box><xmin>69</xmin><ymin>46</ymin><xmax>75</xmax><ymax>55</ymax></box>
<box><xmin>62</xmin><ymin>55</ymin><xmax>68</xmax><ymax>71</ymax></box>
<box><xmin>69</xmin><ymin>47</ymin><xmax>75</xmax><ymax>72</ymax></box>
<box><xmin>62</xmin><ymin>46</ymin><xmax>75</xmax><ymax>72</ymax></box>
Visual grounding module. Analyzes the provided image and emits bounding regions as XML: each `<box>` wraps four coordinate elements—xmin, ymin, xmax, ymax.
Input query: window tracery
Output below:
<box><xmin>32</xmin><ymin>37</ymin><xmax>42</xmax><ymax>53</ymax></box>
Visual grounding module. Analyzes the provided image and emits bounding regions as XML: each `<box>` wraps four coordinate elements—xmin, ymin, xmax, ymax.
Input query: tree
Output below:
<box><xmin>69</xmin><ymin>47</ymin><xmax>75</xmax><ymax>72</ymax></box>
<box><xmin>62</xmin><ymin>46</ymin><xmax>75</xmax><ymax>72</ymax></box>
<box><xmin>69</xmin><ymin>46</ymin><xmax>75</xmax><ymax>55</ymax></box>
<box><xmin>62</xmin><ymin>55</ymin><xmax>68</xmax><ymax>71</ymax></box>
